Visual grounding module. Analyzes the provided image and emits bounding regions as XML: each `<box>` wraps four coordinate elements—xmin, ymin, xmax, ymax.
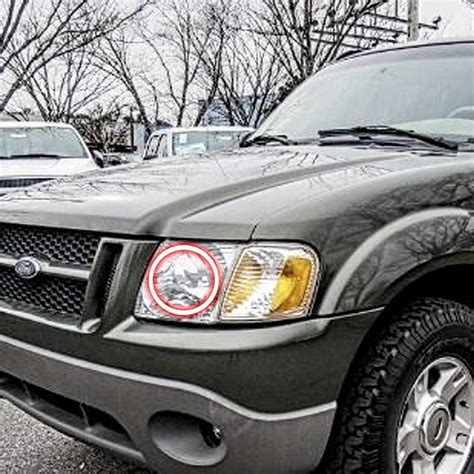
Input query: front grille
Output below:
<box><xmin>0</xmin><ymin>178</ymin><xmax>52</xmax><ymax>189</ymax></box>
<box><xmin>0</xmin><ymin>267</ymin><xmax>87</xmax><ymax>316</ymax></box>
<box><xmin>0</xmin><ymin>224</ymin><xmax>102</xmax><ymax>321</ymax></box>
<box><xmin>0</xmin><ymin>224</ymin><xmax>100</xmax><ymax>266</ymax></box>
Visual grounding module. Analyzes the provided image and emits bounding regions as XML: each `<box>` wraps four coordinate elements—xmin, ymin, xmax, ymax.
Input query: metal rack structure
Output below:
<box><xmin>312</xmin><ymin>0</ymin><xmax>440</xmax><ymax>51</ymax></box>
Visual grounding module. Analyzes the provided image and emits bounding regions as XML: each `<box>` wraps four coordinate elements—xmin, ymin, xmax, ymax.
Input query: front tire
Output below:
<box><xmin>321</xmin><ymin>298</ymin><xmax>474</xmax><ymax>474</ymax></box>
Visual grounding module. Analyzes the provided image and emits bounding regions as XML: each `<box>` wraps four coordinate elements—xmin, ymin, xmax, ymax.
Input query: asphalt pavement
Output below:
<box><xmin>0</xmin><ymin>400</ymin><xmax>153</xmax><ymax>473</ymax></box>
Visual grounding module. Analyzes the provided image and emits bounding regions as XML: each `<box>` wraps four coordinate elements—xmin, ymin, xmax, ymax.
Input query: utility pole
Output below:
<box><xmin>407</xmin><ymin>0</ymin><xmax>420</xmax><ymax>41</ymax></box>
<box><xmin>129</xmin><ymin>105</ymin><xmax>135</xmax><ymax>152</ymax></box>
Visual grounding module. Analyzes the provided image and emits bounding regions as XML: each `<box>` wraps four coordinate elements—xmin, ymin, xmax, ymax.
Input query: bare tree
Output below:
<box><xmin>191</xmin><ymin>0</ymin><xmax>240</xmax><ymax>126</ymax></box>
<box><xmin>215</xmin><ymin>27</ymin><xmax>283</xmax><ymax>126</ymax></box>
<box><xmin>140</xmin><ymin>0</ymin><xmax>205</xmax><ymax>126</ymax></box>
<box><xmin>139</xmin><ymin>0</ymin><xmax>241</xmax><ymax>127</ymax></box>
<box><xmin>92</xmin><ymin>0</ymin><xmax>236</xmax><ymax>130</ymax></box>
<box><xmin>0</xmin><ymin>0</ymin><xmax>151</xmax><ymax>112</ymax></box>
<box><xmin>0</xmin><ymin>0</ymin><xmax>30</xmax><ymax>74</ymax></box>
<box><xmin>8</xmin><ymin>42</ymin><xmax>116</xmax><ymax>121</ymax></box>
<box><xmin>250</xmin><ymin>0</ymin><xmax>389</xmax><ymax>98</ymax></box>
<box><xmin>93</xmin><ymin>30</ymin><xmax>159</xmax><ymax>134</ymax></box>
<box><xmin>137</xmin><ymin>0</ymin><xmax>277</xmax><ymax>127</ymax></box>
<box><xmin>72</xmin><ymin>102</ymin><xmax>128</xmax><ymax>152</ymax></box>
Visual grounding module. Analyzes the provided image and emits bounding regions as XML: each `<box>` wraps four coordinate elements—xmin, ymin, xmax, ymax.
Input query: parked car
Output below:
<box><xmin>143</xmin><ymin>126</ymin><xmax>254</xmax><ymax>160</ymax></box>
<box><xmin>0</xmin><ymin>122</ymin><xmax>100</xmax><ymax>194</ymax></box>
<box><xmin>0</xmin><ymin>38</ymin><xmax>473</xmax><ymax>474</ymax></box>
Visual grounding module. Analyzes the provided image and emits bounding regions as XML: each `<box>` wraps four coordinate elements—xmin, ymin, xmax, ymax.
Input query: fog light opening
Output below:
<box><xmin>150</xmin><ymin>411</ymin><xmax>227</xmax><ymax>467</ymax></box>
<box><xmin>200</xmin><ymin>421</ymin><xmax>223</xmax><ymax>448</ymax></box>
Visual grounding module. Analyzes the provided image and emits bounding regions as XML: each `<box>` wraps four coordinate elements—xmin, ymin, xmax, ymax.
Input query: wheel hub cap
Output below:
<box><xmin>421</xmin><ymin>403</ymin><xmax>451</xmax><ymax>454</ymax></box>
<box><xmin>396</xmin><ymin>356</ymin><xmax>473</xmax><ymax>473</ymax></box>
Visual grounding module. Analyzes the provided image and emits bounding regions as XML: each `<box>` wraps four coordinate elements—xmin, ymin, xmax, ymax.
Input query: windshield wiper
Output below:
<box><xmin>240</xmin><ymin>133</ymin><xmax>297</xmax><ymax>148</ymax></box>
<box><xmin>318</xmin><ymin>125</ymin><xmax>458</xmax><ymax>151</ymax></box>
<box><xmin>9</xmin><ymin>153</ymin><xmax>64</xmax><ymax>159</ymax></box>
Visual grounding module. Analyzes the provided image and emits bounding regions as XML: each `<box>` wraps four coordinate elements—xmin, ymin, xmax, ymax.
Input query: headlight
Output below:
<box><xmin>135</xmin><ymin>241</ymin><xmax>319</xmax><ymax>324</ymax></box>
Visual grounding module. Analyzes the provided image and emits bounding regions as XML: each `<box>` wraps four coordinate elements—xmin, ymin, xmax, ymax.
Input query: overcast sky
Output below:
<box><xmin>421</xmin><ymin>0</ymin><xmax>474</xmax><ymax>36</ymax></box>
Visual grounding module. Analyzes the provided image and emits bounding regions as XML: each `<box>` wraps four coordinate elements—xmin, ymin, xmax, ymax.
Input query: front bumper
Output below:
<box><xmin>0</xmin><ymin>334</ymin><xmax>336</xmax><ymax>473</ymax></box>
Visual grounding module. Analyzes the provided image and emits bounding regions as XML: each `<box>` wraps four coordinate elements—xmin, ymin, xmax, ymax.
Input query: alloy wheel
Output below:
<box><xmin>397</xmin><ymin>356</ymin><xmax>473</xmax><ymax>473</ymax></box>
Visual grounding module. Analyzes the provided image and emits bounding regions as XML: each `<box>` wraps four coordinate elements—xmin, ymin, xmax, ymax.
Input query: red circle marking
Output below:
<box><xmin>153</xmin><ymin>250</ymin><xmax>215</xmax><ymax>311</ymax></box>
<box><xmin>145</xmin><ymin>243</ymin><xmax>222</xmax><ymax>319</ymax></box>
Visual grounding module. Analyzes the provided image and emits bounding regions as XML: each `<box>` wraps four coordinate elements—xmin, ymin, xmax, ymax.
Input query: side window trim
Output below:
<box><xmin>157</xmin><ymin>134</ymin><xmax>169</xmax><ymax>158</ymax></box>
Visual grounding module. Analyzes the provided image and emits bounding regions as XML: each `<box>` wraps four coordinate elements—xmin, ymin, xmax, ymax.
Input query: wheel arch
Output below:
<box><xmin>318</xmin><ymin>207</ymin><xmax>474</xmax><ymax>315</ymax></box>
<box><xmin>337</xmin><ymin>257</ymin><xmax>474</xmax><ymax>391</ymax></box>
<box><xmin>332</xmin><ymin>259</ymin><xmax>474</xmax><ymax>416</ymax></box>
<box><xmin>382</xmin><ymin>254</ymin><xmax>474</xmax><ymax>311</ymax></box>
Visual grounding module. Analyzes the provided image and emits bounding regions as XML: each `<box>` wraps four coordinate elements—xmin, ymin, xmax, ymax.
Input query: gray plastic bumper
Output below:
<box><xmin>0</xmin><ymin>335</ymin><xmax>335</xmax><ymax>473</ymax></box>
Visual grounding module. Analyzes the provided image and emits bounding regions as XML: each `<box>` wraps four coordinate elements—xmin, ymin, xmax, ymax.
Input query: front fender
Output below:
<box><xmin>318</xmin><ymin>208</ymin><xmax>474</xmax><ymax>315</ymax></box>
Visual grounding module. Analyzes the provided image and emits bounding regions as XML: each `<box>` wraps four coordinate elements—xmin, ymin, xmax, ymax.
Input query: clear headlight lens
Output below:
<box><xmin>136</xmin><ymin>241</ymin><xmax>238</xmax><ymax>324</ymax></box>
<box><xmin>134</xmin><ymin>241</ymin><xmax>319</xmax><ymax>324</ymax></box>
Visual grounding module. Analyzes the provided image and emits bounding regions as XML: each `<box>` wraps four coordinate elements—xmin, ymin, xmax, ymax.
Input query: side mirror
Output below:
<box><xmin>91</xmin><ymin>150</ymin><xmax>105</xmax><ymax>168</ymax></box>
<box><xmin>239</xmin><ymin>132</ymin><xmax>254</xmax><ymax>147</ymax></box>
<box><xmin>103</xmin><ymin>154</ymin><xmax>129</xmax><ymax>167</ymax></box>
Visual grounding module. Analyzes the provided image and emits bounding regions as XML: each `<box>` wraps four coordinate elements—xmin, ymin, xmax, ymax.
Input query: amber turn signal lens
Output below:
<box><xmin>271</xmin><ymin>257</ymin><xmax>313</xmax><ymax>313</ymax></box>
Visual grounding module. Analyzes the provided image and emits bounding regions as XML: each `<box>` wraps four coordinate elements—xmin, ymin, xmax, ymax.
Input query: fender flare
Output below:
<box><xmin>318</xmin><ymin>207</ymin><xmax>474</xmax><ymax>315</ymax></box>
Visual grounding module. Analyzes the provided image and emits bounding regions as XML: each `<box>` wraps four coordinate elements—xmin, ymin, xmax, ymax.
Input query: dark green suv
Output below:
<box><xmin>0</xmin><ymin>38</ymin><xmax>473</xmax><ymax>473</ymax></box>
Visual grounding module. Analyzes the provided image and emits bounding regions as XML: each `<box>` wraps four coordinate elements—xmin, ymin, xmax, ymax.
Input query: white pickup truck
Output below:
<box><xmin>0</xmin><ymin>122</ymin><xmax>99</xmax><ymax>195</ymax></box>
<box><xmin>143</xmin><ymin>126</ymin><xmax>254</xmax><ymax>160</ymax></box>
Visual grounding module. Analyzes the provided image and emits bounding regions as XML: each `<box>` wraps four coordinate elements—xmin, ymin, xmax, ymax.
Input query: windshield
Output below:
<box><xmin>172</xmin><ymin>130</ymin><xmax>249</xmax><ymax>156</ymax></box>
<box><xmin>256</xmin><ymin>43</ymin><xmax>474</xmax><ymax>144</ymax></box>
<box><xmin>0</xmin><ymin>127</ymin><xmax>88</xmax><ymax>159</ymax></box>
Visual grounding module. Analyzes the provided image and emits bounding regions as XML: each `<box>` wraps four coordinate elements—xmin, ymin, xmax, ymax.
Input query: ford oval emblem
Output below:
<box><xmin>14</xmin><ymin>256</ymin><xmax>41</xmax><ymax>280</ymax></box>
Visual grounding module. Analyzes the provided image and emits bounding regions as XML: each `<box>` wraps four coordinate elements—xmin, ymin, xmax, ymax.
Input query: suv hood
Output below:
<box><xmin>0</xmin><ymin>157</ymin><xmax>97</xmax><ymax>179</ymax></box>
<box><xmin>0</xmin><ymin>145</ymin><xmax>461</xmax><ymax>239</ymax></box>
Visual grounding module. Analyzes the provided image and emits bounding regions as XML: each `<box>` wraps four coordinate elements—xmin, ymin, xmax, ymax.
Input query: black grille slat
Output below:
<box><xmin>0</xmin><ymin>267</ymin><xmax>87</xmax><ymax>316</ymax></box>
<box><xmin>0</xmin><ymin>178</ymin><xmax>52</xmax><ymax>188</ymax></box>
<box><xmin>0</xmin><ymin>224</ymin><xmax>100</xmax><ymax>266</ymax></box>
<box><xmin>0</xmin><ymin>224</ymin><xmax>102</xmax><ymax>321</ymax></box>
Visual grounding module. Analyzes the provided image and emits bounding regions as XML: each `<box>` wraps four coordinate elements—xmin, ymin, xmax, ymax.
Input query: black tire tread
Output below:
<box><xmin>320</xmin><ymin>298</ymin><xmax>474</xmax><ymax>473</ymax></box>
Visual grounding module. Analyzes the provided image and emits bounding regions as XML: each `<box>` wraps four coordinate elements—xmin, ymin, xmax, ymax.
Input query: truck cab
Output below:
<box><xmin>143</xmin><ymin>126</ymin><xmax>254</xmax><ymax>160</ymax></box>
